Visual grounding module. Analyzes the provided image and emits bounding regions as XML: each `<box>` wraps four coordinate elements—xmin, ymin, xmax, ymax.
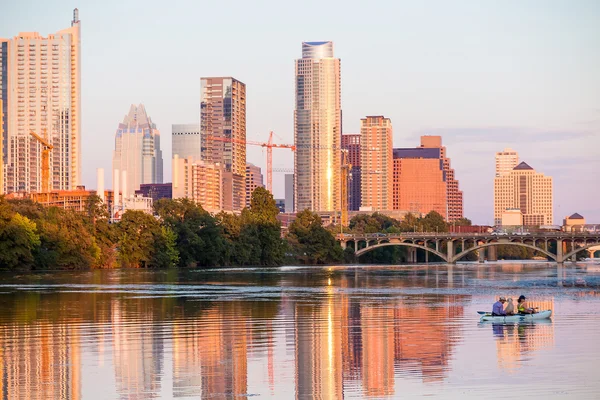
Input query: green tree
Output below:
<box><xmin>453</xmin><ymin>217</ymin><xmax>472</xmax><ymax>226</ymax></box>
<box><xmin>288</xmin><ymin>210</ymin><xmax>343</xmax><ymax>264</ymax></box>
<box><xmin>349</xmin><ymin>213</ymin><xmax>400</xmax><ymax>233</ymax></box>
<box><xmin>420</xmin><ymin>211</ymin><xmax>448</xmax><ymax>233</ymax></box>
<box><xmin>0</xmin><ymin>205</ymin><xmax>41</xmax><ymax>270</ymax></box>
<box><xmin>116</xmin><ymin>210</ymin><xmax>166</xmax><ymax>268</ymax></box>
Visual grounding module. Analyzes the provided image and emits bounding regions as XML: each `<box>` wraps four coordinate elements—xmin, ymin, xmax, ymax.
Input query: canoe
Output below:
<box><xmin>479</xmin><ymin>310</ymin><xmax>552</xmax><ymax>322</ymax></box>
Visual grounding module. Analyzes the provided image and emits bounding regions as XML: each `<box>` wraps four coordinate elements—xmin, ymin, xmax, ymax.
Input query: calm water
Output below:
<box><xmin>0</xmin><ymin>262</ymin><xmax>599</xmax><ymax>399</ymax></box>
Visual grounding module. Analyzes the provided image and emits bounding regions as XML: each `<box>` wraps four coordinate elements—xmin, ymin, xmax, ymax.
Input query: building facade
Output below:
<box><xmin>419</xmin><ymin>136</ymin><xmax>463</xmax><ymax>221</ymax></box>
<box><xmin>1</xmin><ymin>9</ymin><xmax>81</xmax><ymax>193</ymax></box>
<box><xmin>172</xmin><ymin>155</ymin><xmax>222</xmax><ymax>213</ymax></box>
<box><xmin>495</xmin><ymin>148</ymin><xmax>519</xmax><ymax>177</ymax></box>
<box><xmin>494</xmin><ymin>161</ymin><xmax>553</xmax><ymax>225</ymax></box>
<box><xmin>136</xmin><ymin>183</ymin><xmax>172</xmax><ymax>202</ymax></box>
<box><xmin>360</xmin><ymin>117</ymin><xmax>392</xmax><ymax>211</ymax></box>
<box><xmin>0</xmin><ymin>100</ymin><xmax>3</xmax><ymax>194</ymax></box>
<box><xmin>172</xmin><ymin>123</ymin><xmax>201</xmax><ymax>161</ymax></box>
<box><xmin>245</xmin><ymin>163</ymin><xmax>263</xmax><ymax>208</ymax></box>
<box><xmin>200</xmin><ymin>77</ymin><xmax>246</xmax><ymax>212</ymax></box>
<box><xmin>341</xmin><ymin>133</ymin><xmax>361</xmax><ymax>211</ymax></box>
<box><xmin>294</xmin><ymin>41</ymin><xmax>341</xmax><ymax>212</ymax></box>
<box><xmin>112</xmin><ymin>104</ymin><xmax>163</xmax><ymax>196</ymax></box>
<box><xmin>392</xmin><ymin>148</ymin><xmax>447</xmax><ymax>219</ymax></box>
<box><xmin>285</xmin><ymin>173</ymin><xmax>294</xmax><ymax>213</ymax></box>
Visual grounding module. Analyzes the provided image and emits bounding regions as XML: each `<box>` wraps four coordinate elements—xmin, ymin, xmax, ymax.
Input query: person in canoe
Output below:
<box><xmin>504</xmin><ymin>298</ymin><xmax>515</xmax><ymax>315</ymax></box>
<box><xmin>492</xmin><ymin>296</ymin><xmax>507</xmax><ymax>316</ymax></box>
<box><xmin>517</xmin><ymin>295</ymin><xmax>535</xmax><ymax>314</ymax></box>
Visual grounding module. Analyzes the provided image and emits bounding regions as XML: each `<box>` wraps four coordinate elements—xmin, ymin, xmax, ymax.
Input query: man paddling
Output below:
<box><xmin>492</xmin><ymin>296</ymin><xmax>507</xmax><ymax>316</ymax></box>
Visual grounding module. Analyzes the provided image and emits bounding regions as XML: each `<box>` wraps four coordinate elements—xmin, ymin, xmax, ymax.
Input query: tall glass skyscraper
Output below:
<box><xmin>0</xmin><ymin>9</ymin><xmax>81</xmax><ymax>193</ymax></box>
<box><xmin>112</xmin><ymin>104</ymin><xmax>163</xmax><ymax>196</ymax></box>
<box><xmin>294</xmin><ymin>41</ymin><xmax>341</xmax><ymax>212</ymax></box>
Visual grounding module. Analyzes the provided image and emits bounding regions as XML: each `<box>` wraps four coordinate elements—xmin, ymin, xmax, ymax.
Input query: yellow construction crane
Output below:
<box><xmin>29</xmin><ymin>130</ymin><xmax>53</xmax><ymax>193</ymax></box>
<box><xmin>340</xmin><ymin>149</ymin><xmax>352</xmax><ymax>227</ymax></box>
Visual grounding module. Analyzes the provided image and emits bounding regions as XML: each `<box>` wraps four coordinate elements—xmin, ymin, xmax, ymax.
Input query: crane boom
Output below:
<box><xmin>29</xmin><ymin>130</ymin><xmax>53</xmax><ymax>193</ymax></box>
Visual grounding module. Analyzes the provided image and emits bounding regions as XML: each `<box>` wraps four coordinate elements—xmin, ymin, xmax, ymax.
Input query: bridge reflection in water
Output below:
<box><xmin>337</xmin><ymin>232</ymin><xmax>600</xmax><ymax>263</ymax></box>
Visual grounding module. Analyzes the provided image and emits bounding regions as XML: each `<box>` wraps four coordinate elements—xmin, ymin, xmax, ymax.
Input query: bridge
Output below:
<box><xmin>336</xmin><ymin>232</ymin><xmax>600</xmax><ymax>264</ymax></box>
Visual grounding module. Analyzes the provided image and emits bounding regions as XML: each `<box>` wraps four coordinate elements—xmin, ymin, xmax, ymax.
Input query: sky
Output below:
<box><xmin>2</xmin><ymin>0</ymin><xmax>599</xmax><ymax>224</ymax></box>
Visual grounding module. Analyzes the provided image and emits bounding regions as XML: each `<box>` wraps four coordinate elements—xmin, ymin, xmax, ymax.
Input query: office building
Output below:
<box><xmin>419</xmin><ymin>136</ymin><xmax>463</xmax><ymax>221</ymax></box>
<box><xmin>136</xmin><ymin>183</ymin><xmax>172</xmax><ymax>202</ymax></box>
<box><xmin>275</xmin><ymin>199</ymin><xmax>285</xmax><ymax>213</ymax></box>
<box><xmin>294</xmin><ymin>41</ymin><xmax>341</xmax><ymax>212</ymax></box>
<box><xmin>172</xmin><ymin>123</ymin><xmax>201</xmax><ymax>161</ymax></box>
<box><xmin>285</xmin><ymin>173</ymin><xmax>294</xmax><ymax>213</ymax></box>
<box><xmin>112</xmin><ymin>104</ymin><xmax>163</xmax><ymax>196</ymax></box>
<box><xmin>494</xmin><ymin>161</ymin><xmax>553</xmax><ymax>225</ymax></box>
<box><xmin>201</xmin><ymin>77</ymin><xmax>246</xmax><ymax>212</ymax></box>
<box><xmin>1</xmin><ymin>9</ymin><xmax>81</xmax><ymax>193</ymax></box>
<box><xmin>496</xmin><ymin>148</ymin><xmax>519</xmax><ymax>177</ymax></box>
<box><xmin>0</xmin><ymin>100</ymin><xmax>3</xmax><ymax>194</ymax></box>
<box><xmin>360</xmin><ymin>116</ymin><xmax>392</xmax><ymax>211</ymax></box>
<box><xmin>393</xmin><ymin>148</ymin><xmax>447</xmax><ymax>219</ymax></box>
<box><xmin>341</xmin><ymin>133</ymin><xmax>361</xmax><ymax>211</ymax></box>
<box><xmin>245</xmin><ymin>163</ymin><xmax>263</xmax><ymax>208</ymax></box>
<box><xmin>172</xmin><ymin>155</ymin><xmax>222</xmax><ymax>213</ymax></box>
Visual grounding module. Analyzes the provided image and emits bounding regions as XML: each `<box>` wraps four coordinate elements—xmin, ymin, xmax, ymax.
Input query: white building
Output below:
<box><xmin>245</xmin><ymin>163</ymin><xmax>263</xmax><ymax>208</ymax></box>
<box><xmin>112</xmin><ymin>104</ymin><xmax>163</xmax><ymax>196</ymax></box>
<box><xmin>172</xmin><ymin>123</ymin><xmax>201</xmax><ymax>161</ymax></box>
<box><xmin>294</xmin><ymin>41</ymin><xmax>341</xmax><ymax>212</ymax></box>
<box><xmin>1</xmin><ymin>9</ymin><xmax>81</xmax><ymax>193</ymax></box>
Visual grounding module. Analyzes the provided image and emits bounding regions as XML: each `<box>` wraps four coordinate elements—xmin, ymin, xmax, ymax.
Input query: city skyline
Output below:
<box><xmin>1</xmin><ymin>1</ymin><xmax>599</xmax><ymax>223</ymax></box>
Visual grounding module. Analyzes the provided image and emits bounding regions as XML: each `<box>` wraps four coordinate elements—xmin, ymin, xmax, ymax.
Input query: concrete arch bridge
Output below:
<box><xmin>336</xmin><ymin>232</ymin><xmax>600</xmax><ymax>264</ymax></box>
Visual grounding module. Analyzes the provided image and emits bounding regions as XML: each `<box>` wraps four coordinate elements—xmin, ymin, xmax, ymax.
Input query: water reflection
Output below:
<box><xmin>0</xmin><ymin>263</ymin><xmax>597</xmax><ymax>399</ymax></box>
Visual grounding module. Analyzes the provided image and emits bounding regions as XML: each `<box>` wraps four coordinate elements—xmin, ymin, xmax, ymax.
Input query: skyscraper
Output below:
<box><xmin>495</xmin><ymin>148</ymin><xmax>519</xmax><ymax>177</ymax></box>
<box><xmin>0</xmin><ymin>100</ymin><xmax>3</xmax><ymax>194</ymax></box>
<box><xmin>420</xmin><ymin>136</ymin><xmax>463</xmax><ymax>221</ymax></box>
<box><xmin>201</xmin><ymin>77</ymin><xmax>246</xmax><ymax>212</ymax></box>
<box><xmin>112</xmin><ymin>104</ymin><xmax>163</xmax><ymax>196</ymax></box>
<box><xmin>172</xmin><ymin>155</ymin><xmax>222</xmax><ymax>213</ymax></box>
<box><xmin>1</xmin><ymin>9</ymin><xmax>81</xmax><ymax>193</ymax></box>
<box><xmin>341</xmin><ymin>134</ymin><xmax>361</xmax><ymax>211</ymax></box>
<box><xmin>245</xmin><ymin>163</ymin><xmax>263</xmax><ymax>208</ymax></box>
<box><xmin>360</xmin><ymin>116</ymin><xmax>393</xmax><ymax>211</ymax></box>
<box><xmin>172</xmin><ymin>123</ymin><xmax>201</xmax><ymax>161</ymax></box>
<box><xmin>294</xmin><ymin>41</ymin><xmax>341</xmax><ymax>212</ymax></box>
<box><xmin>494</xmin><ymin>161</ymin><xmax>553</xmax><ymax>225</ymax></box>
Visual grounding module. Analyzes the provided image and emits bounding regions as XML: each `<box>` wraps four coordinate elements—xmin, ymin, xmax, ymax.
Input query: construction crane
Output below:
<box><xmin>340</xmin><ymin>149</ymin><xmax>352</xmax><ymax>227</ymax></box>
<box><xmin>29</xmin><ymin>130</ymin><xmax>53</xmax><ymax>193</ymax></box>
<box><xmin>205</xmin><ymin>131</ymin><xmax>295</xmax><ymax>193</ymax></box>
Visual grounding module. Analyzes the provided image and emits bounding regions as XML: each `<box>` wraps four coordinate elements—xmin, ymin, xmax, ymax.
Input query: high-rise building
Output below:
<box><xmin>201</xmin><ymin>77</ymin><xmax>246</xmax><ymax>212</ymax></box>
<box><xmin>0</xmin><ymin>100</ymin><xmax>3</xmax><ymax>194</ymax></box>
<box><xmin>172</xmin><ymin>155</ymin><xmax>222</xmax><ymax>213</ymax></box>
<box><xmin>360</xmin><ymin>116</ymin><xmax>393</xmax><ymax>211</ymax></box>
<box><xmin>285</xmin><ymin>173</ymin><xmax>294</xmax><ymax>213</ymax></box>
<box><xmin>420</xmin><ymin>136</ymin><xmax>463</xmax><ymax>221</ymax></box>
<box><xmin>245</xmin><ymin>163</ymin><xmax>263</xmax><ymax>208</ymax></box>
<box><xmin>136</xmin><ymin>183</ymin><xmax>172</xmax><ymax>202</ymax></box>
<box><xmin>393</xmin><ymin>148</ymin><xmax>448</xmax><ymax>218</ymax></box>
<box><xmin>112</xmin><ymin>104</ymin><xmax>163</xmax><ymax>196</ymax></box>
<box><xmin>1</xmin><ymin>9</ymin><xmax>81</xmax><ymax>193</ymax></box>
<box><xmin>294</xmin><ymin>41</ymin><xmax>341</xmax><ymax>213</ymax></box>
<box><xmin>494</xmin><ymin>161</ymin><xmax>553</xmax><ymax>225</ymax></box>
<box><xmin>341</xmin><ymin>134</ymin><xmax>361</xmax><ymax>211</ymax></box>
<box><xmin>172</xmin><ymin>123</ymin><xmax>201</xmax><ymax>161</ymax></box>
<box><xmin>495</xmin><ymin>148</ymin><xmax>519</xmax><ymax>177</ymax></box>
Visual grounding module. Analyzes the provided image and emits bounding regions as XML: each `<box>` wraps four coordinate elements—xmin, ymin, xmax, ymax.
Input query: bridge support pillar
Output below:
<box><xmin>556</xmin><ymin>239</ymin><xmax>564</xmax><ymax>263</ymax></box>
<box><xmin>447</xmin><ymin>240</ymin><xmax>455</xmax><ymax>264</ymax></box>
<box><xmin>408</xmin><ymin>247</ymin><xmax>417</xmax><ymax>263</ymax></box>
<box><xmin>354</xmin><ymin>241</ymin><xmax>358</xmax><ymax>252</ymax></box>
<box><xmin>478</xmin><ymin>249</ymin><xmax>485</xmax><ymax>263</ymax></box>
<box><xmin>488</xmin><ymin>245</ymin><xmax>497</xmax><ymax>262</ymax></box>
<box><xmin>340</xmin><ymin>241</ymin><xmax>347</xmax><ymax>250</ymax></box>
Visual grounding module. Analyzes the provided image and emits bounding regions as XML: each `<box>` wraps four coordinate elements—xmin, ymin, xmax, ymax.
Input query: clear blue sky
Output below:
<box><xmin>2</xmin><ymin>0</ymin><xmax>599</xmax><ymax>224</ymax></box>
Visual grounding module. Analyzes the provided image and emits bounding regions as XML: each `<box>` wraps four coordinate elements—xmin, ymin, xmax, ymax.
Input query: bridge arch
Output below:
<box><xmin>451</xmin><ymin>241</ymin><xmax>556</xmax><ymax>263</ymax></box>
<box><xmin>355</xmin><ymin>242</ymin><xmax>448</xmax><ymax>261</ymax></box>
<box><xmin>563</xmin><ymin>242</ymin><xmax>600</xmax><ymax>261</ymax></box>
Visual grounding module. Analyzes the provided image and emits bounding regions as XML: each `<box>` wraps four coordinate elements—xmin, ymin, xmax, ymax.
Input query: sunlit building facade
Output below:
<box><xmin>201</xmin><ymin>77</ymin><xmax>246</xmax><ymax>212</ymax></box>
<box><xmin>294</xmin><ymin>41</ymin><xmax>341</xmax><ymax>213</ymax></box>
<box><xmin>494</xmin><ymin>161</ymin><xmax>553</xmax><ymax>225</ymax></box>
<box><xmin>172</xmin><ymin>155</ymin><xmax>222</xmax><ymax>213</ymax></box>
<box><xmin>172</xmin><ymin>123</ymin><xmax>201</xmax><ymax>161</ymax></box>
<box><xmin>495</xmin><ymin>148</ymin><xmax>519</xmax><ymax>177</ymax></box>
<box><xmin>245</xmin><ymin>163</ymin><xmax>263</xmax><ymax>208</ymax></box>
<box><xmin>360</xmin><ymin>116</ymin><xmax>393</xmax><ymax>211</ymax></box>
<box><xmin>0</xmin><ymin>9</ymin><xmax>81</xmax><ymax>193</ymax></box>
<box><xmin>112</xmin><ymin>104</ymin><xmax>163</xmax><ymax>196</ymax></box>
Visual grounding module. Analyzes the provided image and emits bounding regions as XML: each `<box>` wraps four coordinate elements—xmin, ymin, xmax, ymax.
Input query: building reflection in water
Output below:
<box><xmin>490</xmin><ymin>298</ymin><xmax>555</xmax><ymax>372</ymax></box>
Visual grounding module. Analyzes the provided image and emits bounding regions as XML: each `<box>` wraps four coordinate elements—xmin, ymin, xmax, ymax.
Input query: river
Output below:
<box><xmin>0</xmin><ymin>261</ymin><xmax>599</xmax><ymax>399</ymax></box>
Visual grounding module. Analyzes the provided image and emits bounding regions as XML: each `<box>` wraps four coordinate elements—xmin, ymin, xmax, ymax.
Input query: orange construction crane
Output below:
<box><xmin>205</xmin><ymin>131</ymin><xmax>295</xmax><ymax>193</ymax></box>
<box><xmin>29</xmin><ymin>130</ymin><xmax>53</xmax><ymax>193</ymax></box>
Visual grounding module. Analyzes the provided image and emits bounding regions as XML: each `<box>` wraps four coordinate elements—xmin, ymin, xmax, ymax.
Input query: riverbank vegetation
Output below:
<box><xmin>0</xmin><ymin>190</ymin><xmax>569</xmax><ymax>270</ymax></box>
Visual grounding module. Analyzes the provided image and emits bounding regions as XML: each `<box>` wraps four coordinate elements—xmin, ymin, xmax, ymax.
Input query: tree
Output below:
<box><xmin>287</xmin><ymin>210</ymin><xmax>343</xmax><ymax>264</ymax></box>
<box><xmin>349</xmin><ymin>213</ymin><xmax>400</xmax><ymax>233</ymax></box>
<box><xmin>0</xmin><ymin>204</ymin><xmax>41</xmax><ymax>270</ymax></box>
<box><xmin>453</xmin><ymin>217</ymin><xmax>472</xmax><ymax>226</ymax></box>
<box><xmin>420</xmin><ymin>211</ymin><xmax>448</xmax><ymax>232</ymax></box>
<box><xmin>116</xmin><ymin>210</ymin><xmax>167</xmax><ymax>268</ymax></box>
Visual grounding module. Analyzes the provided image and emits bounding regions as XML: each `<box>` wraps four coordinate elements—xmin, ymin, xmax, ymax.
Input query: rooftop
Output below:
<box><xmin>513</xmin><ymin>161</ymin><xmax>533</xmax><ymax>170</ymax></box>
<box><xmin>568</xmin><ymin>212</ymin><xmax>584</xmax><ymax>219</ymax></box>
